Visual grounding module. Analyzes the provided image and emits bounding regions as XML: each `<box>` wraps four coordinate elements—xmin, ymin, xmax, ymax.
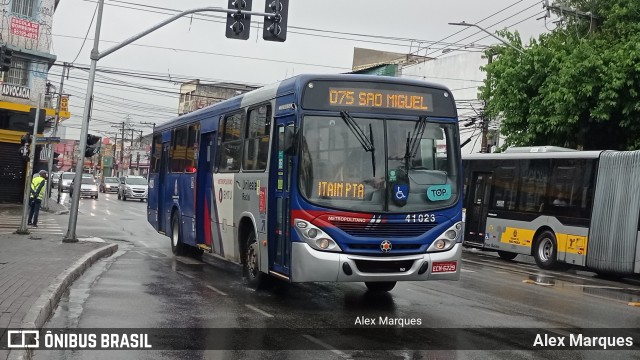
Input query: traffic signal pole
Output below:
<box><xmin>16</xmin><ymin>94</ymin><xmax>43</xmax><ymax>235</ymax></box>
<box><xmin>43</xmin><ymin>63</ymin><xmax>68</xmax><ymax>209</ymax></box>
<box><xmin>63</xmin><ymin>0</ymin><xmax>277</xmax><ymax>242</ymax></box>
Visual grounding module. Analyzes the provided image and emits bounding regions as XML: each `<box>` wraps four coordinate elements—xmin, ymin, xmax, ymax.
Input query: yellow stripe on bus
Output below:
<box><xmin>499</xmin><ymin>227</ymin><xmax>588</xmax><ymax>256</ymax></box>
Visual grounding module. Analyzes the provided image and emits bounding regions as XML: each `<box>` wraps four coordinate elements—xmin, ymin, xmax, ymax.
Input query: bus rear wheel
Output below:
<box><xmin>533</xmin><ymin>231</ymin><xmax>558</xmax><ymax>269</ymax></box>
<box><xmin>171</xmin><ymin>215</ymin><xmax>184</xmax><ymax>256</ymax></box>
<box><xmin>497</xmin><ymin>251</ymin><xmax>518</xmax><ymax>261</ymax></box>
<box><xmin>244</xmin><ymin>231</ymin><xmax>268</xmax><ymax>289</ymax></box>
<box><xmin>365</xmin><ymin>281</ymin><xmax>396</xmax><ymax>292</ymax></box>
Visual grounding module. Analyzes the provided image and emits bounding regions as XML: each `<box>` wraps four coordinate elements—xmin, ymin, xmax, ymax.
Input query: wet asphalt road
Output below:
<box><xmin>31</xmin><ymin>190</ymin><xmax>640</xmax><ymax>359</ymax></box>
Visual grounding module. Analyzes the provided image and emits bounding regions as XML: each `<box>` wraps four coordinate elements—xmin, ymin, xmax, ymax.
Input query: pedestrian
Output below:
<box><xmin>28</xmin><ymin>170</ymin><xmax>48</xmax><ymax>227</ymax></box>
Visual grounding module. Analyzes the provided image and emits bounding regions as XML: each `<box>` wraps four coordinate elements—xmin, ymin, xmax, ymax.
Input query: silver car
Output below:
<box><xmin>58</xmin><ymin>172</ymin><xmax>75</xmax><ymax>193</ymax></box>
<box><xmin>118</xmin><ymin>176</ymin><xmax>148</xmax><ymax>202</ymax></box>
<box><xmin>70</xmin><ymin>176</ymin><xmax>99</xmax><ymax>199</ymax></box>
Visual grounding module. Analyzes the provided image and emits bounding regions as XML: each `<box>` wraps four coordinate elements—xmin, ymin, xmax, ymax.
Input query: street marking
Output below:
<box><xmin>177</xmin><ymin>271</ymin><xmax>194</xmax><ymax>279</ymax></box>
<box><xmin>245</xmin><ymin>304</ymin><xmax>273</xmax><ymax>318</ymax></box>
<box><xmin>301</xmin><ymin>334</ymin><xmax>352</xmax><ymax>359</ymax></box>
<box><xmin>461</xmin><ymin>269</ymin><xmax>475</xmax><ymax>273</ymax></box>
<box><xmin>629</xmin><ymin>302</ymin><xmax>640</xmax><ymax>307</ymax></box>
<box><xmin>522</xmin><ymin>279</ymin><xmax>553</xmax><ymax>286</ymax></box>
<box><xmin>206</xmin><ymin>285</ymin><xmax>228</xmax><ymax>296</ymax></box>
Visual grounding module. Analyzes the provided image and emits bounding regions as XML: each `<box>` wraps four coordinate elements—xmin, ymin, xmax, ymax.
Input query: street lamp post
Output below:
<box><xmin>448</xmin><ymin>21</ymin><xmax>525</xmax><ymax>54</ymax></box>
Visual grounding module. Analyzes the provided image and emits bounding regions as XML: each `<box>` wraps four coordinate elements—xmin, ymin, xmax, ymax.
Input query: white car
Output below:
<box><xmin>118</xmin><ymin>176</ymin><xmax>148</xmax><ymax>202</ymax></box>
<box><xmin>70</xmin><ymin>175</ymin><xmax>99</xmax><ymax>199</ymax></box>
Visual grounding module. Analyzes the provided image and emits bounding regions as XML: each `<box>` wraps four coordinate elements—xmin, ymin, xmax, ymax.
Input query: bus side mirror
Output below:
<box><xmin>284</xmin><ymin>126</ymin><xmax>298</xmax><ymax>155</ymax></box>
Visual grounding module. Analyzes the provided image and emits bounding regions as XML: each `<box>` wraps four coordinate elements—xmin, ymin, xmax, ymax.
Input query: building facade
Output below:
<box><xmin>0</xmin><ymin>0</ymin><xmax>70</xmax><ymax>202</ymax></box>
<box><xmin>178</xmin><ymin>80</ymin><xmax>259</xmax><ymax>115</ymax></box>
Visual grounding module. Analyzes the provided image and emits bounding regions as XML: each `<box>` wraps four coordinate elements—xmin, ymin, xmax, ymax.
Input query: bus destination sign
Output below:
<box><xmin>328</xmin><ymin>88</ymin><xmax>432</xmax><ymax>112</ymax></box>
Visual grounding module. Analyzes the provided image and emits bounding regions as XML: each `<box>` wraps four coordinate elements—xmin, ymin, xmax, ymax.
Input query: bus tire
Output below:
<box><xmin>533</xmin><ymin>231</ymin><xmax>558</xmax><ymax>269</ymax></box>
<box><xmin>365</xmin><ymin>281</ymin><xmax>396</xmax><ymax>292</ymax></box>
<box><xmin>171</xmin><ymin>214</ymin><xmax>184</xmax><ymax>256</ymax></box>
<box><xmin>243</xmin><ymin>230</ymin><xmax>268</xmax><ymax>289</ymax></box>
<box><xmin>497</xmin><ymin>251</ymin><xmax>518</xmax><ymax>261</ymax></box>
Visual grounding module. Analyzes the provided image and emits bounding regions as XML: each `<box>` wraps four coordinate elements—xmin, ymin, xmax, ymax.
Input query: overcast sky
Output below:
<box><xmin>51</xmin><ymin>0</ymin><xmax>550</xmax><ymax>139</ymax></box>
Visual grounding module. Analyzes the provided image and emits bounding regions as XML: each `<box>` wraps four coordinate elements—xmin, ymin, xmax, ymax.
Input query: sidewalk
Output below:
<box><xmin>0</xmin><ymin>205</ymin><xmax>117</xmax><ymax>360</ymax></box>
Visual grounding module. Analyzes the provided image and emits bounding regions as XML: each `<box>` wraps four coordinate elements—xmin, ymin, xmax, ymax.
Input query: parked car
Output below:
<box><xmin>58</xmin><ymin>172</ymin><xmax>76</xmax><ymax>193</ymax></box>
<box><xmin>118</xmin><ymin>176</ymin><xmax>148</xmax><ymax>202</ymax></box>
<box><xmin>100</xmin><ymin>177</ymin><xmax>120</xmax><ymax>193</ymax></box>
<box><xmin>70</xmin><ymin>176</ymin><xmax>99</xmax><ymax>199</ymax></box>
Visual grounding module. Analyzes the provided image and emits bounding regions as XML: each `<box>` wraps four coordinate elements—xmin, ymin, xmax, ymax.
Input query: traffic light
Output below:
<box><xmin>85</xmin><ymin>134</ymin><xmax>101</xmax><ymax>158</ymax></box>
<box><xmin>0</xmin><ymin>45</ymin><xmax>13</xmax><ymax>72</ymax></box>
<box><xmin>225</xmin><ymin>0</ymin><xmax>252</xmax><ymax>40</ymax></box>
<box><xmin>263</xmin><ymin>0</ymin><xmax>288</xmax><ymax>42</ymax></box>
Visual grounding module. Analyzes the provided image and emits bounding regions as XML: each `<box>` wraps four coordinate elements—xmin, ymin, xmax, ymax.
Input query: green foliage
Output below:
<box><xmin>479</xmin><ymin>0</ymin><xmax>640</xmax><ymax>150</ymax></box>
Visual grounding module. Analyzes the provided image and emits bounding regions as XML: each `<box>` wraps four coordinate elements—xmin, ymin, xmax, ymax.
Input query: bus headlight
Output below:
<box><xmin>427</xmin><ymin>222</ymin><xmax>462</xmax><ymax>253</ymax></box>
<box><xmin>293</xmin><ymin>218</ymin><xmax>342</xmax><ymax>252</ymax></box>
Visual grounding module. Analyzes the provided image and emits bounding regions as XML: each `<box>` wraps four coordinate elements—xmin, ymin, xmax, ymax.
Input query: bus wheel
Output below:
<box><xmin>365</xmin><ymin>281</ymin><xmax>396</xmax><ymax>292</ymax></box>
<box><xmin>244</xmin><ymin>231</ymin><xmax>268</xmax><ymax>289</ymax></box>
<box><xmin>534</xmin><ymin>231</ymin><xmax>558</xmax><ymax>269</ymax></box>
<box><xmin>171</xmin><ymin>215</ymin><xmax>184</xmax><ymax>256</ymax></box>
<box><xmin>497</xmin><ymin>251</ymin><xmax>518</xmax><ymax>261</ymax></box>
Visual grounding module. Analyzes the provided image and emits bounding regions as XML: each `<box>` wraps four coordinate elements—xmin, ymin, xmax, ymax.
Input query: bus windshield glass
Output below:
<box><xmin>299</xmin><ymin>115</ymin><xmax>459</xmax><ymax>213</ymax></box>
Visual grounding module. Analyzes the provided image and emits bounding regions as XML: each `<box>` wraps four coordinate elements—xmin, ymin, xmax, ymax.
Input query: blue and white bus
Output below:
<box><xmin>147</xmin><ymin>74</ymin><xmax>464</xmax><ymax>291</ymax></box>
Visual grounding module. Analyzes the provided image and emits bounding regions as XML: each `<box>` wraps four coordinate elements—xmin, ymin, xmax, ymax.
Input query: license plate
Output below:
<box><xmin>431</xmin><ymin>261</ymin><xmax>457</xmax><ymax>273</ymax></box>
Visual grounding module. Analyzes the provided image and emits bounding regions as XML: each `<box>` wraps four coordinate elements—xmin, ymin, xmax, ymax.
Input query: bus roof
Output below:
<box><xmin>463</xmin><ymin>150</ymin><xmax>603</xmax><ymax>160</ymax></box>
<box><xmin>155</xmin><ymin>74</ymin><xmax>455</xmax><ymax>133</ymax></box>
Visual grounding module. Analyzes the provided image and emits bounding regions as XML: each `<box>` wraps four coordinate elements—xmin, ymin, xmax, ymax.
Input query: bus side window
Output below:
<box><xmin>218</xmin><ymin>112</ymin><xmax>243</xmax><ymax>172</ymax></box>
<box><xmin>171</xmin><ymin>126</ymin><xmax>188</xmax><ymax>173</ymax></box>
<box><xmin>243</xmin><ymin>104</ymin><xmax>271</xmax><ymax>171</ymax></box>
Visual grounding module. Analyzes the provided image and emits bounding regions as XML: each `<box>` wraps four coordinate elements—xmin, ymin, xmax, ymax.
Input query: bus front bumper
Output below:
<box><xmin>290</xmin><ymin>242</ymin><xmax>462</xmax><ymax>283</ymax></box>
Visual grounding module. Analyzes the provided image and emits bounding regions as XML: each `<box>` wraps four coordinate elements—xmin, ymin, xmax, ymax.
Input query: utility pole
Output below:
<box><xmin>480</xmin><ymin>53</ymin><xmax>493</xmax><ymax>153</ymax></box>
<box><xmin>16</xmin><ymin>94</ymin><xmax>43</xmax><ymax>235</ymax></box>
<box><xmin>120</xmin><ymin>122</ymin><xmax>125</xmax><ymax>177</ymax></box>
<box><xmin>544</xmin><ymin>0</ymin><xmax>599</xmax><ymax>28</ymax></box>
<box><xmin>43</xmin><ymin>63</ymin><xmax>69</xmax><ymax>210</ymax></box>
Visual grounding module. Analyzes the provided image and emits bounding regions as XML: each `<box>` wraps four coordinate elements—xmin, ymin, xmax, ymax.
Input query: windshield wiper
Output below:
<box><xmin>340</xmin><ymin>111</ymin><xmax>376</xmax><ymax>177</ymax></box>
<box><xmin>340</xmin><ymin>111</ymin><xmax>374</xmax><ymax>152</ymax></box>
<box><xmin>404</xmin><ymin>116</ymin><xmax>428</xmax><ymax>172</ymax></box>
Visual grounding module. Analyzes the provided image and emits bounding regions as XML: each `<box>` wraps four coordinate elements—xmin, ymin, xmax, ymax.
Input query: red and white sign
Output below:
<box><xmin>11</xmin><ymin>17</ymin><xmax>39</xmax><ymax>40</ymax></box>
<box><xmin>431</xmin><ymin>261</ymin><xmax>457</xmax><ymax>273</ymax></box>
<box><xmin>259</xmin><ymin>187</ymin><xmax>266</xmax><ymax>213</ymax></box>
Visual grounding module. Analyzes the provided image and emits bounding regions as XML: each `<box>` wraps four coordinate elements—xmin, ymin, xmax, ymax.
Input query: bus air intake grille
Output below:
<box><xmin>353</xmin><ymin>259</ymin><xmax>415</xmax><ymax>273</ymax></box>
<box><xmin>331</xmin><ymin>221</ymin><xmax>437</xmax><ymax>237</ymax></box>
<box><xmin>348</xmin><ymin>243</ymin><xmax>421</xmax><ymax>251</ymax></box>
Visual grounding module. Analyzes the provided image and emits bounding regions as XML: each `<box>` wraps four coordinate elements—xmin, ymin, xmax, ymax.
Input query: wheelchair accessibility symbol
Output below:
<box><xmin>394</xmin><ymin>185</ymin><xmax>408</xmax><ymax>200</ymax></box>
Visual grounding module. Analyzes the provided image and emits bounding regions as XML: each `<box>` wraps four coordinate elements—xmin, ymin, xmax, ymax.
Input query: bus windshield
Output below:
<box><xmin>299</xmin><ymin>115</ymin><xmax>459</xmax><ymax>213</ymax></box>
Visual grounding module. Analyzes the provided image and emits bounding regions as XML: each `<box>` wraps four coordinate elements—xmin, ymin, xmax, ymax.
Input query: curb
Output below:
<box><xmin>8</xmin><ymin>242</ymin><xmax>118</xmax><ymax>360</ymax></box>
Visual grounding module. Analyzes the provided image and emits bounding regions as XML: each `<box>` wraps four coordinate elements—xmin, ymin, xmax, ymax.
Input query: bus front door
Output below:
<box><xmin>158</xmin><ymin>143</ymin><xmax>169</xmax><ymax>233</ymax></box>
<box><xmin>269</xmin><ymin>121</ymin><xmax>294</xmax><ymax>277</ymax></box>
<box><xmin>465</xmin><ymin>172</ymin><xmax>492</xmax><ymax>247</ymax></box>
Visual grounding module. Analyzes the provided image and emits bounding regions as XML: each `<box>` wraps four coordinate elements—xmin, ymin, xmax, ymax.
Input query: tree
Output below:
<box><xmin>479</xmin><ymin>0</ymin><xmax>640</xmax><ymax>150</ymax></box>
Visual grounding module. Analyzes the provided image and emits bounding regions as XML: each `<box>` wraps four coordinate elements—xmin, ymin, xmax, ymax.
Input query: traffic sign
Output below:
<box><xmin>35</xmin><ymin>137</ymin><xmax>61</xmax><ymax>143</ymax></box>
<box><xmin>60</xmin><ymin>96</ymin><xmax>69</xmax><ymax>113</ymax></box>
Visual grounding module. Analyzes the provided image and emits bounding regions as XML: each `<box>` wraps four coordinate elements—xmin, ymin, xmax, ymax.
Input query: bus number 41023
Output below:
<box><xmin>405</xmin><ymin>214</ymin><xmax>436</xmax><ymax>223</ymax></box>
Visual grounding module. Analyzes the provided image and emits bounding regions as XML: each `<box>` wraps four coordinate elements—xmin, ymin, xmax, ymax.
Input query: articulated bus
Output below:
<box><xmin>463</xmin><ymin>146</ymin><xmax>640</xmax><ymax>276</ymax></box>
<box><xmin>147</xmin><ymin>74</ymin><xmax>464</xmax><ymax>292</ymax></box>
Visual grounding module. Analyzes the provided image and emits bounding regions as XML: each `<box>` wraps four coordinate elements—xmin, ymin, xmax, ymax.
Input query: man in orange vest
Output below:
<box><xmin>28</xmin><ymin>170</ymin><xmax>48</xmax><ymax>227</ymax></box>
